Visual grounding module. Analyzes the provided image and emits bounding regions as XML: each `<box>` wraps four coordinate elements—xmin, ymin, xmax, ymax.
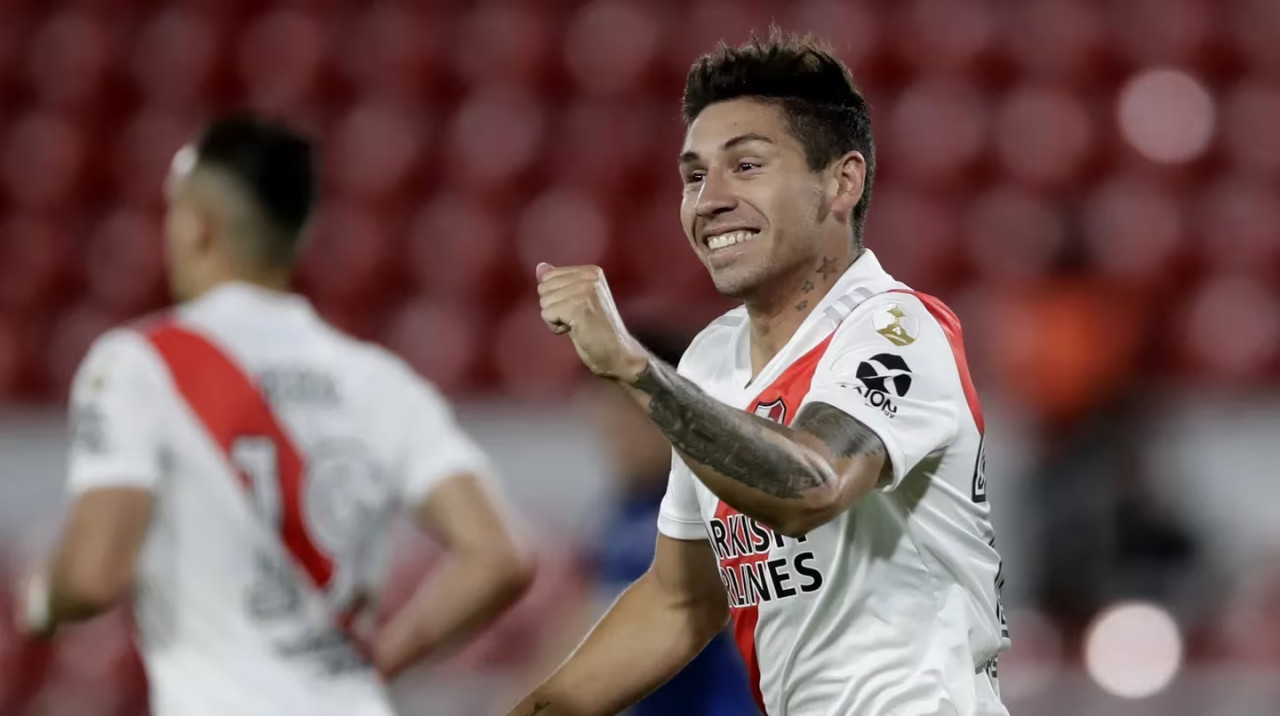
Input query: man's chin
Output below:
<box><xmin>708</xmin><ymin>268</ymin><xmax>765</xmax><ymax>301</ymax></box>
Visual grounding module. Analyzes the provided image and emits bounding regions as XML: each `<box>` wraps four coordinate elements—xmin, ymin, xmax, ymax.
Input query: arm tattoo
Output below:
<box><xmin>791</xmin><ymin>402</ymin><xmax>887</xmax><ymax>461</ymax></box>
<box><xmin>630</xmin><ymin>360</ymin><xmax>830</xmax><ymax>499</ymax></box>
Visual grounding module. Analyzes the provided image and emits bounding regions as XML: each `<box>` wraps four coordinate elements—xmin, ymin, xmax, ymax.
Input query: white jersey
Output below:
<box><xmin>65</xmin><ymin>282</ymin><xmax>493</xmax><ymax>716</ymax></box>
<box><xmin>657</xmin><ymin>251</ymin><xmax>1010</xmax><ymax>716</ymax></box>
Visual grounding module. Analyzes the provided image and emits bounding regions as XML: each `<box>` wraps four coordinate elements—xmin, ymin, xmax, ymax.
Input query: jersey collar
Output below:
<box><xmin>735</xmin><ymin>249</ymin><xmax>902</xmax><ymax>390</ymax></box>
<box><xmin>190</xmin><ymin>281</ymin><xmax>316</xmax><ymax>316</ymax></box>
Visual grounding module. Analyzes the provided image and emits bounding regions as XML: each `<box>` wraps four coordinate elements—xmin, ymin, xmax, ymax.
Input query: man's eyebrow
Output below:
<box><xmin>678</xmin><ymin>133</ymin><xmax>776</xmax><ymax>164</ymax></box>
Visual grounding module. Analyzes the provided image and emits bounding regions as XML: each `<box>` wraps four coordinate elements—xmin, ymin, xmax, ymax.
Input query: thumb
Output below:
<box><xmin>535</xmin><ymin>262</ymin><xmax>556</xmax><ymax>282</ymax></box>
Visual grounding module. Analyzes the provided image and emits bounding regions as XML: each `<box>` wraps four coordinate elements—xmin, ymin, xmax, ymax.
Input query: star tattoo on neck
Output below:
<box><xmin>817</xmin><ymin>257</ymin><xmax>838</xmax><ymax>279</ymax></box>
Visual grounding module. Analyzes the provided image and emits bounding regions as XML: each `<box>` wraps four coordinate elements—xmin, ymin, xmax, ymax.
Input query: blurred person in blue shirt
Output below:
<box><xmin>576</xmin><ymin>327</ymin><xmax>758</xmax><ymax>716</ymax></box>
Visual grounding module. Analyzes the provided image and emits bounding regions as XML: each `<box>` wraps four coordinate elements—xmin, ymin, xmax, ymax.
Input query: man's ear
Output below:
<box><xmin>828</xmin><ymin>151</ymin><xmax>866</xmax><ymax>219</ymax></box>
<box><xmin>172</xmin><ymin>202</ymin><xmax>213</xmax><ymax>257</ymax></box>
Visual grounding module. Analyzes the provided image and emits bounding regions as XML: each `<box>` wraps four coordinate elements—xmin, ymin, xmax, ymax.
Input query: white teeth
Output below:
<box><xmin>707</xmin><ymin>230</ymin><xmax>757</xmax><ymax>251</ymax></box>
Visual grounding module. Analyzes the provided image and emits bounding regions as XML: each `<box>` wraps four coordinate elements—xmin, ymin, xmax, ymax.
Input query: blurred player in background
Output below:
<box><xmin>573</xmin><ymin>327</ymin><xmax>757</xmax><ymax>716</ymax></box>
<box><xmin>15</xmin><ymin>116</ymin><xmax>533</xmax><ymax>716</ymax></box>
<box><xmin>512</xmin><ymin>31</ymin><xmax>1009</xmax><ymax>716</ymax></box>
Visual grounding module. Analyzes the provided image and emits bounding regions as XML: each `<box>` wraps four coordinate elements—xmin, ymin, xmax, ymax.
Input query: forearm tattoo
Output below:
<box><xmin>791</xmin><ymin>402</ymin><xmax>887</xmax><ymax>461</ymax></box>
<box><xmin>630</xmin><ymin>360</ymin><xmax>830</xmax><ymax>499</ymax></box>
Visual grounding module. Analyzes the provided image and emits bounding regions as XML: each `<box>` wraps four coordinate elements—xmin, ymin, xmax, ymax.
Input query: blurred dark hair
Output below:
<box><xmin>194</xmin><ymin>114</ymin><xmax>316</xmax><ymax>266</ymax></box>
<box><xmin>682</xmin><ymin>28</ymin><xmax>876</xmax><ymax>247</ymax></box>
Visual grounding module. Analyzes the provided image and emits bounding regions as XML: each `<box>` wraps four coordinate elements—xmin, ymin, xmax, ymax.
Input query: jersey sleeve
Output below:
<box><xmin>385</xmin><ymin>359</ymin><xmax>494</xmax><ymax>505</ymax></box>
<box><xmin>66</xmin><ymin>330</ymin><xmax>170</xmax><ymax>494</ymax></box>
<box><xmin>656</xmin><ymin>452</ymin><xmax>707</xmax><ymax>541</ymax></box>
<box><xmin>800</xmin><ymin>296</ymin><xmax>961</xmax><ymax>491</ymax></box>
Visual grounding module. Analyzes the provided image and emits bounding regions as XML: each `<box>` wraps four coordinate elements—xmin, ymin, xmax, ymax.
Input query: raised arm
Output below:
<box><xmin>622</xmin><ymin>362</ymin><xmax>887</xmax><ymax>536</ymax></box>
<box><xmin>535</xmin><ymin>264</ymin><xmax>887</xmax><ymax>537</ymax></box>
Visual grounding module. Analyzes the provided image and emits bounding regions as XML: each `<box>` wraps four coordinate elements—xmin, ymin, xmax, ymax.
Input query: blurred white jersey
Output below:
<box><xmin>658</xmin><ymin>251</ymin><xmax>1010</xmax><ymax>716</ymax></box>
<box><xmin>65</xmin><ymin>282</ymin><xmax>494</xmax><ymax>716</ymax></box>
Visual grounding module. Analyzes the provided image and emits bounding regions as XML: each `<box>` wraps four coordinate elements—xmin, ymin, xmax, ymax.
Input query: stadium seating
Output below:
<box><xmin>0</xmin><ymin>0</ymin><xmax>1272</xmax><ymax>405</ymax></box>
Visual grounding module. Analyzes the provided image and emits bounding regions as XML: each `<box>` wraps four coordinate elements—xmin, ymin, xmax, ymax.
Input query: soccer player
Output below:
<box><xmin>510</xmin><ymin>33</ymin><xmax>1009</xmax><ymax>716</ymax></box>
<box><xmin>15</xmin><ymin>116</ymin><xmax>534</xmax><ymax>715</ymax></box>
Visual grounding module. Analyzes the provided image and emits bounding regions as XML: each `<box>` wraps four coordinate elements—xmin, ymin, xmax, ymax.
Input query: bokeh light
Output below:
<box><xmin>1084</xmin><ymin>601</ymin><xmax>1184</xmax><ymax>700</ymax></box>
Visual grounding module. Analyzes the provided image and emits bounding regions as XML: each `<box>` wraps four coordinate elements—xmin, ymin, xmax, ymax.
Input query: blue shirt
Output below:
<box><xmin>595</xmin><ymin>489</ymin><xmax>759</xmax><ymax>716</ymax></box>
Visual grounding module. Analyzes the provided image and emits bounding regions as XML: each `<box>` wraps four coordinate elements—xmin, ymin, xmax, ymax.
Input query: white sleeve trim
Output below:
<box><xmin>656</xmin><ymin>513</ymin><xmax>708</xmax><ymax>541</ymax></box>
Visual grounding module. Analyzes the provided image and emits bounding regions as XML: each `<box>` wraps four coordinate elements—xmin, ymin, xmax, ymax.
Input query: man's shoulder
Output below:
<box><xmin>835</xmin><ymin>287</ymin><xmax>960</xmax><ymax>351</ymax></box>
<box><xmin>677</xmin><ymin>305</ymin><xmax>747</xmax><ymax>375</ymax></box>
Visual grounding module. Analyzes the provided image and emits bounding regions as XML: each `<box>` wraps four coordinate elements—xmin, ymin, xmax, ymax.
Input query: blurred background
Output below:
<box><xmin>1</xmin><ymin>0</ymin><xmax>1279</xmax><ymax>713</ymax></box>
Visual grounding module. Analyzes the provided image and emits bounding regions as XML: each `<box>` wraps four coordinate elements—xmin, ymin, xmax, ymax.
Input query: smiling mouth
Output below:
<box><xmin>705</xmin><ymin>230</ymin><xmax>758</xmax><ymax>252</ymax></box>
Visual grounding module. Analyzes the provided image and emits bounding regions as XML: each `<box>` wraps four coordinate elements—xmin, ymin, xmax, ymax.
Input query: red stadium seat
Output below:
<box><xmin>1082</xmin><ymin>176</ymin><xmax>1187</xmax><ymax>288</ymax></box>
<box><xmin>25</xmin><ymin>10</ymin><xmax>117</xmax><ymax>111</ymax></box>
<box><xmin>1221</xmin><ymin>79</ymin><xmax>1280</xmax><ymax>178</ymax></box>
<box><xmin>546</xmin><ymin>98</ymin><xmax>659</xmax><ymax>195</ymax></box>
<box><xmin>406</xmin><ymin>194</ymin><xmax>507</xmax><ymax>305</ymax></box>
<box><xmin>381</xmin><ymin>297</ymin><xmax>483</xmax><ymax>395</ymax></box>
<box><xmin>862</xmin><ymin>188</ymin><xmax>962</xmax><ymax>291</ymax></box>
<box><xmin>444</xmin><ymin>84</ymin><xmax>548</xmax><ymax>195</ymax></box>
<box><xmin>84</xmin><ymin>208</ymin><xmax>167</xmax><ymax>315</ymax></box>
<box><xmin>516</xmin><ymin>188</ymin><xmax>613</xmax><ymax>272</ymax></box>
<box><xmin>453</xmin><ymin>2</ymin><xmax>554</xmax><ymax>87</ymax></box>
<box><xmin>895</xmin><ymin>0</ymin><xmax>996</xmax><ymax>73</ymax></box>
<box><xmin>1107</xmin><ymin>0</ymin><xmax>1214</xmax><ymax>67</ymax></box>
<box><xmin>1229</xmin><ymin>0</ymin><xmax>1280</xmax><ymax>75</ymax></box>
<box><xmin>666</xmin><ymin>1</ymin><xmax>770</xmax><ymax>78</ymax></box>
<box><xmin>0</xmin><ymin>214</ymin><xmax>73</xmax><ymax>313</ymax></box>
<box><xmin>113</xmin><ymin>108</ymin><xmax>199</xmax><ymax>209</ymax></box>
<box><xmin>43</xmin><ymin>302</ymin><xmax>130</xmax><ymax>398</ymax></box>
<box><xmin>1196</xmin><ymin>178</ymin><xmax>1280</xmax><ymax>275</ymax></box>
<box><xmin>131</xmin><ymin>8</ymin><xmax>222</xmax><ymax>110</ymax></box>
<box><xmin>993</xmin><ymin>84</ymin><xmax>1094</xmax><ymax>189</ymax></box>
<box><xmin>492</xmin><ymin>303</ymin><xmax>584</xmax><ymax>399</ymax></box>
<box><xmin>1177</xmin><ymin>275</ymin><xmax>1280</xmax><ymax>382</ymax></box>
<box><xmin>616</xmin><ymin>194</ymin><xmax>703</xmax><ymax>296</ymax></box>
<box><xmin>885</xmin><ymin>78</ymin><xmax>990</xmax><ymax>189</ymax></box>
<box><xmin>1004</xmin><ymin>0</ymin><xmax>1107</xmax><ymax>83</ymax></box>
<box><xmin>306</xmin><ymin>298</ymin><xmax>377</xmax><ymax>343</ymax></box>
<box><xmin>563</xmin><ymin>1</ymin><xmax>663</xmax><ymax>95</ymax></box>
<box><xmin>0</xmin><ymin>11</ymin><xmax>26</xmax><ymax>94</ymax></box>
<box><xmin>785</xmin><ymin>0</ymin><xmax>882</xmax><ymax>72</ymax></box>
<box><xmin>327</xmin><ymin>99</ymin><xmax>428</xmax><ymax>203</ymax></box>
<box><xmin>297</xmin><ymin>204</ymin><xmax>396</xmax><ymax>306</ymax></box>
<box><xmin>964</xmin><ymin>184</ymin><xmax>1067</xmax><ymax>282</ymax></box>
<box><xmin>2</xmin><ymin>111</ymin><xmax>85</xmax><ymax>210</ymax></box>
<box><xmin>236</xmin><ymin>8</ymin><xmax>328</xmax><ymax>114</ymax></box>
<box><xmin>336</xmin><ymin>4</ymin><xmax>445</xmax><ymax>102</ymax></box>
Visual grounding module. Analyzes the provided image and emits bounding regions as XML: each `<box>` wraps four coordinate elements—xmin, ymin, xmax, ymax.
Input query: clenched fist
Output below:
<box><xmin>536</xmin><ymin>263</ymin><xmax>649</xmax><ymax>382</ymax></box>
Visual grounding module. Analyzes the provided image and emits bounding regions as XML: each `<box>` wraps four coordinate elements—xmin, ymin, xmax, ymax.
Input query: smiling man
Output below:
<box><xmin>508</xmin><ymin>31</ymin><xmax>1010</xmax><ymax>716</ymax></box>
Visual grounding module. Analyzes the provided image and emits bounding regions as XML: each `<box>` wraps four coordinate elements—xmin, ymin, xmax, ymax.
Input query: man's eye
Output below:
<box><xmin>736</xmin><ymin>161</ymin><xmax>761</xmax><ymax>172</ymax></box>
<box><xmin>684</xmin><ymin>171</ymin><xmax>706</xmax><ymax>184</ymax></box>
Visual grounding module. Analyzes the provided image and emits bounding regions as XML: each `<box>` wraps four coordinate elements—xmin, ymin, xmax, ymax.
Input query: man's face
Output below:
<box><xmin>678</xmin><ymin>99</ymin><xmax>831</xmax><ymax>300</ymax></box>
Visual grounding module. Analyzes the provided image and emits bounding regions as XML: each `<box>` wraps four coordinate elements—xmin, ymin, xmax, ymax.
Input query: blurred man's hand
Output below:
<box><xmin>535</xmin><ymin>263</ymin><xmax>648</xmax><ymax>382</ymax></box>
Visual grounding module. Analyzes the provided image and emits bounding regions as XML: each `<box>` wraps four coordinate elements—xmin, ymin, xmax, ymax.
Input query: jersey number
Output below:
<box><xmin>232</xmin><ymin>436</ymin><xmax>285</xmax><ymax>526</ymax></box>
<box><xmin>971</xmin><ymin>434</ymin><xmax>987</xmax><ymax>504</ymax></box>
<box><xmin>229</xmin><ymin>435</ymin><xmax>374</xmax><ymax>614</ymax></box>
